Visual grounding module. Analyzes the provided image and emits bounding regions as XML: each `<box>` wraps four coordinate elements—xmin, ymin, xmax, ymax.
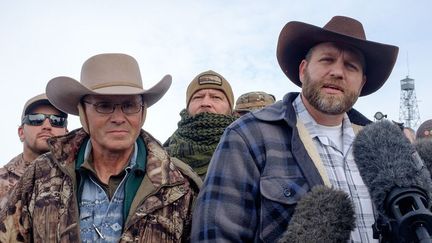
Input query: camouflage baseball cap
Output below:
<box><xmin>234</xmin><ymin>91</ymin><xmax>276</xmax><ymax>112</ymax></box>
<box><xmin>21</xmin><ymin>93</ymin><xmax>68</xmax><ymax>122</ymax></box>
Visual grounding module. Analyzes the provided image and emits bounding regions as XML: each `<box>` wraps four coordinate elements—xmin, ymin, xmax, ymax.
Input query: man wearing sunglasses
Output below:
<box><xmin>0</xmin><ymin>93</ymin><xmax>68</xmax><ymax>209</ymax></box>
<box><xmin>0</xmin><ymin>53</ymin><xmax>200</xmax><ymax>242</ymax></box>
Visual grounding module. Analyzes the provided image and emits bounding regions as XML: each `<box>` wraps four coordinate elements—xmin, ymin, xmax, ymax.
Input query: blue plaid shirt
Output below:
<box><xmin>191</xmin><ymin>92</ymin><xmax>373</xmax><ymax>242</ymax></box>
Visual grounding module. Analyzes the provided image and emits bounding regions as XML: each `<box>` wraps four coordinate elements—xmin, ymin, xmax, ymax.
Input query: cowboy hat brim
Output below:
<box><xmin>46</xmin><ymin>74</ymin><xmax>172</xmax><ymax>115</ymax></box>
<box><xmin>277</xmin><ymin>21</ymin><xmax>399</xmax><ymax>96</ymax></box>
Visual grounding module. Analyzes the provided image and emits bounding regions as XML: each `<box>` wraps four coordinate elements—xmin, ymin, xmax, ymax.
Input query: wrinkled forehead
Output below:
<box><xmin>309</xmin><ymin>42</ymin><xmax>366</xmax><ymax>68</ymax></box>
<box><xmin>83</xmin><ymin>94</ymin><xmax>143</xmax><ymax>103</ymax></box>
<box><xmin>192</xmin><ymin>88</ymin><xmax>226</xmax><ymax>97</ymax></box>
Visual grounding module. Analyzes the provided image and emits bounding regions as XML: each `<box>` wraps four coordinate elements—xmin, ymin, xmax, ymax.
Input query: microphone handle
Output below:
<box><xmin>417</xmin><ymin>225</ymin><xmax>432</xmax><ymax>243</ymax></box>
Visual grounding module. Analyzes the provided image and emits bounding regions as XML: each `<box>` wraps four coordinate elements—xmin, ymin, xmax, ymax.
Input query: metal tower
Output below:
<box><xmin>399</xmin><ymin>75</ymin><xmax>420</xmax><ymax>129</ymax></box>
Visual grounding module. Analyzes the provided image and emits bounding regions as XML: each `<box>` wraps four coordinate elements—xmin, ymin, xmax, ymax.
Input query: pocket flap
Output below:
<box><xmin>260</xmin><ymin>176</ymin><xmax>307</xmax><ymax>205</ymax></box>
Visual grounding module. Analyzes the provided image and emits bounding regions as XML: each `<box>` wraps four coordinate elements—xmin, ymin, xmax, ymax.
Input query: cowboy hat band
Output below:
<box><xmin>46</xmin><ymin>53</ymin><xmax>172</xmax><ymax>115</ymax></box>
<box><xmin>277</xmin><ymin>16</ymin><xmax>399</xmax><ymax>96</ymax></box>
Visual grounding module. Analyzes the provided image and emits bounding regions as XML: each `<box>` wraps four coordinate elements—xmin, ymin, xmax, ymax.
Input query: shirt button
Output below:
<box><xmin>283</xmin><ymin>188</ymin><xmax>292</xmax><ymax>197</ymax></box>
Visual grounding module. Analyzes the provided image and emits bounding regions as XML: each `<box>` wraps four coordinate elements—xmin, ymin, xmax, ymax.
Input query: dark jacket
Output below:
<box><xmin>191</xmin><ymin>92</ymin><xmax>371</xmax><ymax>242</ymax></box>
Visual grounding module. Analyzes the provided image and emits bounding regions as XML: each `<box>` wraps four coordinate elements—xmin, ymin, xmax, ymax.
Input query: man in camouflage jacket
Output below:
<box><xmin>0</xmin><ymin>129</ymin><xmax>199</xmax><ymax>242</ymax></box>
<box><xmin>0</xmin><ymin>93</ymin><xmax>68</xmax><ymax>209</ymax></box>
<box><xmin>0</xmin><ymin>53</ymin><xmax>200</xmax><ymax>242</ymax></box>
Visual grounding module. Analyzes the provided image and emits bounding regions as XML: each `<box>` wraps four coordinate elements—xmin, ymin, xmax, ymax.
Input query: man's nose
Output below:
<box><xmin>329</xmin><ymin>59</ymin><xmax>345</xmax><ymax>79</ymax></box>
<box><xmin>41</xmin><ymin>118</ymin><xmax>52</xmax><ymax>129</ymax></box>
<box><xmin>110</xmin><ymin>105</ymin><xmax>127</xmax><ymax>122</ymax></box>
<box><xmin>200</xmin><ymin>96</ymin><xmax>212</xmax><ymax>106</ymax></box>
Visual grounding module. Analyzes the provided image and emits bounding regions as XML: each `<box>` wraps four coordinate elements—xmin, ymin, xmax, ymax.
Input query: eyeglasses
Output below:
<box><xmin>22</xmin><ymin>113</ymin><xmax>67</xmax><ymax>128</ymax></box>
<box><xmin>83</xmin><ymin>101</ymin><xmax>144</xmax><ymax>114</ymax></box>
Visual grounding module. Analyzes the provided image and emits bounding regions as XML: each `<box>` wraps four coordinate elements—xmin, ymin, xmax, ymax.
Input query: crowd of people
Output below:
<box><xmin>0</xmin><ymin>15</ymin><xmax>430</xmax><ymax>242</ymax></box>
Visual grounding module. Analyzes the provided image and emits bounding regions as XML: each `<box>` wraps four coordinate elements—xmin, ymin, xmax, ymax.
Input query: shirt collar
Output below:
<box><xmin>80</xmin><ymin>140</ymin><xmax>138</xmax><ymax>172</ymax></box>
<box><xmin>293</xmin><ymin>94</ymin><xmax>355</xmax><ymax>154</ymax></box>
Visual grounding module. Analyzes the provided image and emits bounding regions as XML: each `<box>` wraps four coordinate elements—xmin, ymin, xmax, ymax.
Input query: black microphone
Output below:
<box><xmin>415</xmin><ymin>139</ymin><xmax>432</xmax><ymax>176</ymax></box>
<box><xmin>353</xmin><ymin>120</ymin><xmax>432</xmax><ymax>242</ymax></box>
<box><xmin>278</xmin><ymin>186</ymin><xmax>356</xmax><ymax>243</ymax></box>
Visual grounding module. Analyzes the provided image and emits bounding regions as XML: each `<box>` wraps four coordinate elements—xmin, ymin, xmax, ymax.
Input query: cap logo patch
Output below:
<box><xmin>198</xmin><ymin>74</ymin><xmax>222</xmax><ymax>86</ymax></box>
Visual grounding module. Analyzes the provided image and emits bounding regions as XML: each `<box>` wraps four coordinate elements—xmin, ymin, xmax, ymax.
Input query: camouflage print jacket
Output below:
<box><xmin>0</xmin><ymin>128</ymin><xmax>201</xmax><ymax>243</ymax></box>
<box><xmin>0</xmin><ymin>153</ymin><xmax>31</xmax><ymax>210</ymax></box>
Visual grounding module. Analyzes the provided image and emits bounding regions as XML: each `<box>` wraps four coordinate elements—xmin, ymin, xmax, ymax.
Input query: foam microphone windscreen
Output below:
<box><xmin>352</xmin><ymin>120</ymin><xmax>432</xmax><ymax>212</ymax></box>
<box><xmin>278</xmin><ymin>186</ymin><xmax>356</xmax><ymax>243</ymax></box>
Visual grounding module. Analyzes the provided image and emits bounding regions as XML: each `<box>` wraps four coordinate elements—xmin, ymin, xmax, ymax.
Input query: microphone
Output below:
<box><xmin>353</xmin><ymin>120</ymin><xmax>432</xmax><ymax>242</ymax></box>
<box><xmin>415</xmin><ymin>139</ymin><xmax>432</xmax><ymax>176</ymax></box>
<box><xmin>278</xmin><ymin>186</ymin><xmax>356</xmax><ymax>243</ymax></box>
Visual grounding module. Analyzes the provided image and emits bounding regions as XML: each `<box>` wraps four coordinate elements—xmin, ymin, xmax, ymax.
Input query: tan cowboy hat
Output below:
<box><xmin>46</xmin><ymin>53</ymin><xmax>172</xmax><ymax>115</ymax></box>
<box><xmin>277</xmin><ymin>16</ymin><xmax>399</xmax><ymax>96</ymax></box>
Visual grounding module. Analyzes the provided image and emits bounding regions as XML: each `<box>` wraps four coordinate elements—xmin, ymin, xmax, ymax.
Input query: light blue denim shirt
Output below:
<box><xmin>79</xmin><ymin>140</ymin><xmax>138</xmax><ymax>243</ymax></box>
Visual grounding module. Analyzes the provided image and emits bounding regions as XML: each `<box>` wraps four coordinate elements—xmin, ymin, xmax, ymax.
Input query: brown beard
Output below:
<box><xmin>301</xmin><ymin>69</ymin><xmax>360</xmax><ymax>115</ymax></box>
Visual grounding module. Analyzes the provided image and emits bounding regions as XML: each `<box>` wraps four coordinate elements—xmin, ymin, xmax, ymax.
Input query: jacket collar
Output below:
<box><xmin>252</xmin><ymin>92</ymin><xmax>371</xmax><ymax>126</ymax></box>
<box><xmin>4</xmin><ymin>153</ymin><xmax>29</xmax><ymax>177</ymax></box>
<box><xmin>47</xmin><ymin>128</ymin><xmax>186</xmax><ymax>189</ymax></box>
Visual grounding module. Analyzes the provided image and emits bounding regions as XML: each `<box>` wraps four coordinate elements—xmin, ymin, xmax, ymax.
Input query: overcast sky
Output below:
<box><xmin>1</xmin><ymin>0</ymin><xmax>431</xmax><ymax>165</ymax></box>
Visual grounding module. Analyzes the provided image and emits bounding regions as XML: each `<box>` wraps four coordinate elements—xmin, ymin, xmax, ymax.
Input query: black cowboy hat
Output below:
<box><xmin>277</xmin><ymin>16</ymin><xmax>399</xmax><ymax>96</ymax></box>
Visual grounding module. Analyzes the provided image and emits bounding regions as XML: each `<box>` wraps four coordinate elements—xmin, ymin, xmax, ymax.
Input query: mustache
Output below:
<box><xmin>320</xmin><ymin>79</ymin><xmax>345</xmax><ymax>92</ymax></box>
<box><xmin>37</xmin><ymin>132</ymin><xmax>54</xmax><ymax>138</ymax></box>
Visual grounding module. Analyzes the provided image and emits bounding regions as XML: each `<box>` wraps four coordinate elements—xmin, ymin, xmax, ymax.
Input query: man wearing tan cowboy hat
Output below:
<box><xmin>192</xmin><ymin>16</ymin><xmax>399</xmax><ymax>242</ymax></box>
<box><xmin>234</xmin><ymin>91</ymin><xmax>276</xmax><ymax>116</ymax></box>
<box><xmin>0</xmin><ymin>53</ymin><xmax>201</xmax><ymax>242</ymax></box>
<box><xmin>163</xmin><ymin>70</ymin><xmax>238</xmax><ymax>179</ymax></box>
<box><xmin>0</xmin><ymin>93</ymin><xmax>68</xmax><ymax>209</ymax></box>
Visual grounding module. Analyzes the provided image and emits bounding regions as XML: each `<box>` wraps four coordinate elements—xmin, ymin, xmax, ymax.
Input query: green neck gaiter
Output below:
<box><xmin>164</xmin><ymin>109</ymin><xmax>238</xmax><ymax>176</ymax></box>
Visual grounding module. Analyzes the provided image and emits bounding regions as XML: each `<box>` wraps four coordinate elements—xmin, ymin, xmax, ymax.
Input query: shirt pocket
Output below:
<box><xmin>260</xmin><ymin>176</ymin><xmax>308</xmax><ymax>204</ymax></box>
<box><xmin>259</xmin><ymin>176</ymin><xmax>309</xmax><ymax>241</ymax></box>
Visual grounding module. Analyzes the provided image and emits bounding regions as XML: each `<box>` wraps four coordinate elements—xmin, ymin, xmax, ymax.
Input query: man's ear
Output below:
<box><xmin>360</xmin><ymin>75</ymin><xmax>367</xmax><ymax>91</ymax></box>
<box><xmin>299</xmin><ymin>60</ymin><xmax>308</xmax><ymax>84</ymax></box>
<box><xmin>18</xmin><ymin>125</ymin><xmax>25</xmax><ymax>142</ymax></box>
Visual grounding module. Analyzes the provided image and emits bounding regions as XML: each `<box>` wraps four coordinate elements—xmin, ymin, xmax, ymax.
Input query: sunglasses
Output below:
<box><xmin>22</xmin><ymin>113</ymin><xmax>67</xmax><ymax>128</ymax></box>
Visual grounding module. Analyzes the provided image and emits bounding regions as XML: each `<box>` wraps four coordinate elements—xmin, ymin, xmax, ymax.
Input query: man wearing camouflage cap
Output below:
<box><xmin>0</xmin><ymin>93</ymin><xmax>68</xmax><ymax>209</ymax></box>
<box><xmin>164</xmin><ymin>70</ymin><xmax>238</xmax><ymax>179</ymax></box>
<box><xmin>234</xmin><ymin>91</ymin><xmax>276</xmax><ymax>116</ymax></box>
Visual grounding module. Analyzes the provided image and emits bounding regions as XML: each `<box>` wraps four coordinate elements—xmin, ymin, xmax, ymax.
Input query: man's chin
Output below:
<box><xmin>314</xmin><ymin>99</ymin><xmax>348</xmax><ymax>115</ymax></box>
<box><xmin>35</xmin><ymin>147</ymin><xmax>50</xmax><ymax>155</ymax></box>
<box><xmin>105</xmin><ymin>143</ymin><xmax>135</xmax><ymax>153</ymax></box>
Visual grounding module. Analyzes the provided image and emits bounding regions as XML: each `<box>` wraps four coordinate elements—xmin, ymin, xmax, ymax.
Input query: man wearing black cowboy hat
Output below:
<box><xmin>192</xmin><ymin>16</ymin><xmax>398</xmax><ymax>242</ymax></box>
